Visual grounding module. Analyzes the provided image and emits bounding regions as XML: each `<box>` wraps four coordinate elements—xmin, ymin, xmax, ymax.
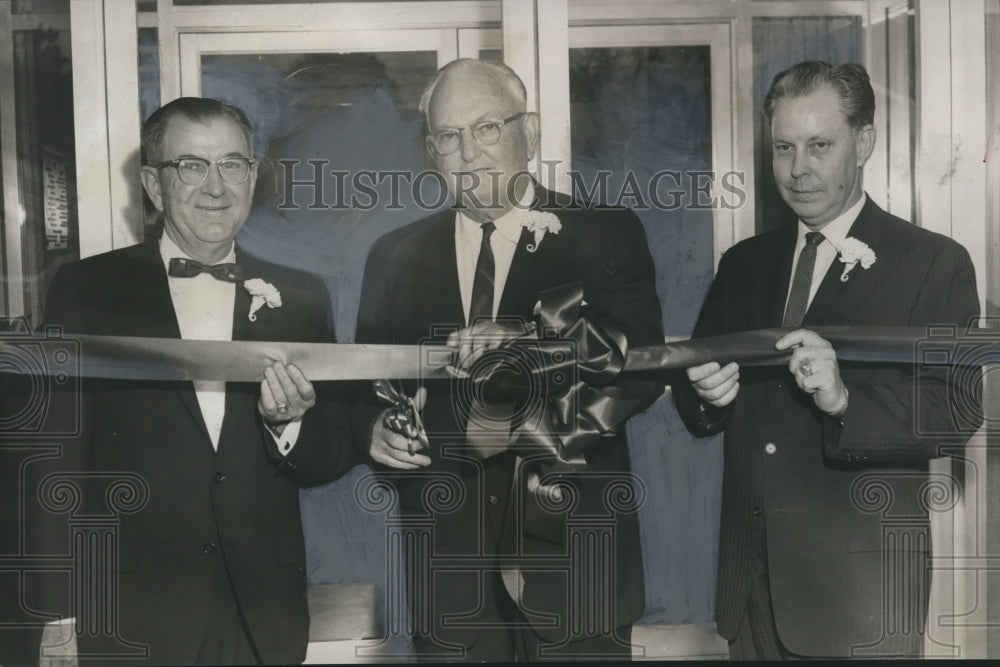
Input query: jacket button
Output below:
<box><xmin>753</xmin><ymin>506</ymin><xmax>763</xmax><ymax>517</ymax></box>
<box><xmin>764</xmin><ymin>442</ymin><xmax>777</xmax><ymax>455</ymax></box>
<box><xmin>489</xmin><ymin>495</ymin><xmax>499</xmax><ymax>506</ymax></box>
<box><xmin>202</xmin><ymin>542</ymin><xmax>216</xmax><ymax>554</ymax></box>
<box><xmin>213</xmin><ymin>472</ymin><xmax>226</xmax><ymax>483</ymax></box>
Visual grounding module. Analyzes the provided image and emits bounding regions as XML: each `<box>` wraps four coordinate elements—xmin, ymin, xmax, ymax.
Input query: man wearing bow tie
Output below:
<box><xmin>355</xmin><ymin>58</ymin><xmax>663</xmax><ymax>661</ymax></box>
<box><xmin>675</xmin><ymin>61</ymin><xmax>981</xmax><ymax>659</ymax></box>
<box><xmin>30</xmin><ymin>97</ymin><xmax>357</xmax><ymax>665</ymax></box>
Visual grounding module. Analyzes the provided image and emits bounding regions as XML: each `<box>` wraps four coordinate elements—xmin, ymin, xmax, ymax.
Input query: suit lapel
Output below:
<box><xmin>766</xmin><ymin>226</ymin><xmax>798</xmax><ymax>327</ymax></box>
<box><xmin>425</xmin><ymin>213</ymin><xmax>466</xmax><ymax>330</ymax></box>
<box><xmin>495</xmin><ymin>187</ymin><xmax>558</xmax><ymax>319</ymax></box>
<box><xmin>497</xmin><ymin>227</ymin><xmax>539</xmax><ymax>318</ymax></box>
<box><xmin>803</xmin><ymin>198</ymin><xmax>884</xmax><ymax>325</ymax></box>
<box><xmin>131</xmin><ymin>239</ymin><xmax>214</xmax><ymax>445</ymax></box>
<box><xmin>218</xmin><ymin>255</ymin><xmax>272</xmax><ymax>453</ymax></box>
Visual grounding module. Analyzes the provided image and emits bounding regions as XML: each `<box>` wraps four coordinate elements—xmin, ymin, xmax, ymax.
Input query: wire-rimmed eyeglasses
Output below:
<box><xmin>152</xmin><ymin>156</ymin><xmax>257</xmax><ymax>186</ymax></box>
<box><xmin>428</xmin><ymin>112</ymin><xmax>526</xmax><ymax>156</ymax></box>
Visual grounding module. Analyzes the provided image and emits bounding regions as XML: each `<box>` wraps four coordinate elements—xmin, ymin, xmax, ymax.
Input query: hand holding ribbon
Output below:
<box><xmin>258</xmin><ymin>362</ymin><xmax>316</xmax><ymax>430</ymax></box>
<box><xmin>775</xmin><ymin>329</ymin><xmax>848</xmax><ymax>417</ymax></box>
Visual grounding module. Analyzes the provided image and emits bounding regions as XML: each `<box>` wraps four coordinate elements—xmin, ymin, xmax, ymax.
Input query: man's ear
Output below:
<box><xmin>522</xmin><ymin>112</ymin><xmax>540</xmax><ymax>161</ymax></box>
<box><xmin>855</xmin><ymin>123</ymin><xmax>876</xmax><ymax>166</ymax></box>
<box><xmin>140</xmin><ymin>166</ymin><xmax>165</xmax><ymax>212</ymax></box>
<box><xmin>248</xmin><ymin>160</ymin><xmax>259</xmax><ymax>200</ymax></box>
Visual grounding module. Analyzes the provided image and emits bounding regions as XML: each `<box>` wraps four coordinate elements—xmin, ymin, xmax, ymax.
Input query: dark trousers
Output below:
<box><xmin>80</xmin><ymin>559</ymin><xmax>261</xmax><ymax>666</ymax></box>
<box><xmin>192</xmin><ymin>561</ymin><xmax>261</xmax><ymax>666</ymax></box>
<box><xmin>411</xmin><ymin>568</ymin><xmax>633</xmax><ymax>662</ymax></box>
<box><xmin>728</xmin><ymin>562</ymin><xmax>790</xmax><ymax>660</ymax></box>
<box><xmin>729</xmin><ymin>536</ymin><xmax>928</xmax><ymax>660</ymax></box>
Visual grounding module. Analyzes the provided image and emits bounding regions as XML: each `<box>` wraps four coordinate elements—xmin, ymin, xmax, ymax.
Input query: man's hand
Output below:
<box><xmin>258</xmin><ymin>362</ymin><xmax>316</xmax><ymax>429</ymax></box>
<box><xmin>527</xmin><ymin>471</ymin><xmax>564</xmax><ymax>504</ymax></box>
<box><xmin>40</xmin><ymin>620</ymin><xmax>78</xmax><ymax>667</ymax></box>
<box><xmin>370</xmin><ymin>387</ymin><xmax>431</xmax><ymax>469</ymax></box>
<box><xmin>686</xmin><ymin>361</ymin><xmax>740</xmax><ymax>408</ymax></box>
<box><xmin>775</xmin><ymin>329</ymin><xmax>848</xmax><ymax>417</ymax></box>
<box><xmin>446</xmin><ymin>319</ymin><xmax>530</xmax><ymax>377</ymax></box>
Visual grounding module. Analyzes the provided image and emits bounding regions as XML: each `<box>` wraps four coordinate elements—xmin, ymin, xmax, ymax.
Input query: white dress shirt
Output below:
<box><xmin>455</xmin><ymin>182</ymin><xmax>536</xmax><ymax>324</ymax></box>
<box><xmin>159</xmin><ymin>234</ymin><xmax>300</xmax><ymax>453</ymax></box>
<box><xmin>785</xmin><ymin>193</ymin><xmax>867</xmax><ymax>312</ymax></box>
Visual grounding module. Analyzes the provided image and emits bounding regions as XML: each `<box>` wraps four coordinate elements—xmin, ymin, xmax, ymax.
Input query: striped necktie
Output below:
<box><xmin>782</xmin><ymin>231</ymin><xmax>824</xmax><ymax>327</ymax></box>
<box><xmin>468</xmin><ymin>222</ymin><xmax>496</xmax><ymax>324</ymax></box>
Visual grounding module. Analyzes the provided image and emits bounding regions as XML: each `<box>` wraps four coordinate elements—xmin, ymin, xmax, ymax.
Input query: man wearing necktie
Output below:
<box><xmin>674</xmin><ymin>61</ymin><xmax>981</xmax><ymax>659</ymax></box>
<box><xmin>355</xmin><ymin>58</ymin><xmax>663</xmax><ymax>660</ymax></box>
<box><xmin>29</xmin><ymin>97</ymin><xmax>358</xmax><ymax>665</ymax></box>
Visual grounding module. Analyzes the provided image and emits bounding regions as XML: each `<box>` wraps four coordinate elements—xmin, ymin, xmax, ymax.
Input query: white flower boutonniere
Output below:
<box><xmin>520</xmin><ymin>211</ymin><xmax>562</xmax><ymax>253</ymax></box>
<box><xmin>837</xmin><ymin>237</ymin><xmax>876</xmax><ymax>282</ymax></box>
<box><xmin>244</xmin><ymin>279</ymin><xmax>282</xmax><ymax>321</ymax></box>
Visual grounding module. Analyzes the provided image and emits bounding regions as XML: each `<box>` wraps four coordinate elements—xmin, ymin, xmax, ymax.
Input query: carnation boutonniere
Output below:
<box><xmin>836</xmin><ymin>237</ymin><xmax>876</xmax><ymax>282</ymax></box>
<box><xmin>520</xmin><ymin>211</ymin><xmax>562</xmax><ymax>253</ymax></box>
<box><xmin>244</xmin><ymin>279</ymin><xmax>282</xmax><ymax>321</ymax></box>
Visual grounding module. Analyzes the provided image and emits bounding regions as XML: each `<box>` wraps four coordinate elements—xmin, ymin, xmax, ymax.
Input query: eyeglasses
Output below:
<box><xmin>428</xmin><ymin>112</ymin><xmax>526</xmax><ymax>156</ymax></box>
<box><xmin>152</xmin><ymin>156</ymin><xmax>257</xmax><ymax>186</ymax></box>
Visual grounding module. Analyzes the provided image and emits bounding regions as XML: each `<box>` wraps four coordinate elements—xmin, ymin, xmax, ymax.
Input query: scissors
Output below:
<box><xmin>373</xmin><ymin>379</ymin><xmax>428</xmax><ymax>456</ymax></box>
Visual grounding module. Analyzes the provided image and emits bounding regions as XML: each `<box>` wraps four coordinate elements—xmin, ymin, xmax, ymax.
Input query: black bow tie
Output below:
<box><xmin>168</xmin><ymin>257</ymin><xmax>244</xmax><ymax>282</ymax></box>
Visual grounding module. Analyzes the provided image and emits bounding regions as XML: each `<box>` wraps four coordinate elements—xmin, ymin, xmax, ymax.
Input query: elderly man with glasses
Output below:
<box><xmin>355</xmin><ymin>58</ymin><xmax>663</xmax><ymax>661</ymax></box>
<box><xmin>30</xmin><ymin>97</ymin><xmax>358</xmax><ymax>666</ymax></box>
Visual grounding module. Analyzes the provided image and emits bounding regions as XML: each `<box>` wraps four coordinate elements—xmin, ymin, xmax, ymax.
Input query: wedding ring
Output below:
<box><xmin>276</xmin><ymin>402</ymin><xmax>288</xmax><ymax>413</ymax></box>
<box><xmin>799</xmin><ymin>362</ymin><xmax>812</xmax><ymax>377</ymax></box>
<box><xmin>407</xmin><ymin>438</ymin><xmax>414</xmax><ymax>457</ymax></box>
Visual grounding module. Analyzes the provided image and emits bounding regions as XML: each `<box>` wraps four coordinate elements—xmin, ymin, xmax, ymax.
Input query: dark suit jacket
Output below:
<box><xmin>27</xmin><ymin>238</ymin><xmax>357</xmax><ymax>665</ymax></box>
<box><xmin>675</xmin><ymin>197</ymin><xmax>981</xmax><ymax>657</ymax></box>
<box><xmin>355</xmin><ymin>187</ymin><xmax>664</xmax><ymax>643</ymax></box>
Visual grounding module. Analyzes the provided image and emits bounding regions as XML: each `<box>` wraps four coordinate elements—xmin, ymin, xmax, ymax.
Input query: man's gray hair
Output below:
<box><xmin>418</xmin><ymin>58</ymin><xmax>528</xmax><ymax>125</ymax></box>
<box><xmin>763</xmin><ymin>61</ymin><xmax>875</xmax><ymax>131</ymax></box>
<box><xmin>141</xmin><ymin>97</ymin><xmax>254</xmax><ymax>164</ymax></box>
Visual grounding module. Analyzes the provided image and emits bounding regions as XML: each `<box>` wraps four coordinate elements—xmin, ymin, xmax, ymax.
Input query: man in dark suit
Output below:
<box><xmin>355</xmin><ymin>58</ymin><xmax>663</xmax><ymax>660</ymax></box>
<box><xmin>675</xmin><ymin>61</ymin><xmax>981</xmax><ymax>659</ymax></box>
<box><xmin>28</xmin><ymin>97</ymin><xmax>357</xmax><ymax>665</ymax></box>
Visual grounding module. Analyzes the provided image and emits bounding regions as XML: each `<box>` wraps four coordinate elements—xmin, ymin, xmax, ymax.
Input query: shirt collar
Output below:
<box><xmin>798</xmin><ymin>192</ymin><xmax>867</xmax><ymax>248</ymax></box>
<box><xmin>456</xmin><ymin>180</ymin><xmax>536</xmax><ymax>244</ymax></box>
<box><xmin>159</xmin><ymin>233</ymin><xmax>237</xmax><ymax>271</ymax></box>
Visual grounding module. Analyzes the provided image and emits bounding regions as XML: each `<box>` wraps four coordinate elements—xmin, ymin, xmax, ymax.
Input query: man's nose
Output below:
<box><xmin>459</xmin><ymin>128</ymin><xmax>481</xmax><ymax>163</ymax></box>
<box><xmin>790</xmin><ymin>150</ymin><xmax>809</xmax><ymax>179</ymax></box>
<box><xmin>201</xmin><ymin>163</ymin><xmax>227</xmax><ymax>195</ymax></box>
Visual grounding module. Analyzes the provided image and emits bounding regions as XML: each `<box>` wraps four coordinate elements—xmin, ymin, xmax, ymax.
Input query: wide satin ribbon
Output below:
<box><xmin>0</xmin><ymin>298</ymin><xmax>985</xmax><ymax>385</ymax></box>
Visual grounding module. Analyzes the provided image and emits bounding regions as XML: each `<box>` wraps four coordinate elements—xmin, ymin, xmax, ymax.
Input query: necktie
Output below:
<box><xmin>468</xmin><ymin>222</ymin><xmax>496</xmax><ymax>324</ymax></box>
<box><xmin>464</xmin><ymin>222</ymin><xmax>510</xmax><ymax>459</ymax></box>
<box><xmin>168</xmin><ymin>257</ymin><xmax>243</xmax><ymax>282</ymax></box>
<box><xmin>782</xmin><ymin>231</ymin><xmax>825</xmax><ymax>327</ymax></box>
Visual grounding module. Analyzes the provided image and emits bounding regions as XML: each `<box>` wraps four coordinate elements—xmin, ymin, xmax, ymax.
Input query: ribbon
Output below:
<box><xmin>0</xmin><ymin>319</ymin><xmax>989</xmax><ymax>384</ymax></box>
<box><xmin>0</xmin><ymin>334</ymin><xmax>453</xmax><ymax>382</ymax></box>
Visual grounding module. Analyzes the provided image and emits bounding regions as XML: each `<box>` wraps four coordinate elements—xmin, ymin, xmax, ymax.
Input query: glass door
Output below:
<box><xmin>559</xmin><ymin>23</ymin><xmax>734</xmax><ymax>631</ymax></box>
<box><xmin>178</xmin><ymin>28</ymin><xmax>461</xmax><ymax>343</ymax></box>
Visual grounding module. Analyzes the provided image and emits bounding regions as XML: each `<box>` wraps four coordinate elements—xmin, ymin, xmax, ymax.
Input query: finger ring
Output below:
<box><xmin>799</xmin><ymin>362</ymin><xmax>812</xmax><ymax>377</ymax></box>
<box><xmin>276</xmin><ymin>403</ymin><xmax>288</xmax><ymax>413</ymax></box>
<box><xmin>407</xmin><ymin>438</ymin><xmax>414</xmax><ymax>457</ymax></box>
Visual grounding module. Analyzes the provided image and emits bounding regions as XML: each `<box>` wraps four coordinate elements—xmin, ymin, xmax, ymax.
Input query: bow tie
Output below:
<box><xmin>168</xmin><ymin>257</ymin><xmax>244</xmax><ymax>282</ymax></box>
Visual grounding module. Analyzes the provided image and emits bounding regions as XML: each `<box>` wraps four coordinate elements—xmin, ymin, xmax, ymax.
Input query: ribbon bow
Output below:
<box><xmin>168</xmin><ymin>257</ymin><xmax>244</xmax><ymax>283</ymax></box>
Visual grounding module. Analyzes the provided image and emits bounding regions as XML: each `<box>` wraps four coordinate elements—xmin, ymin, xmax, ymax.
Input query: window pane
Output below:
<box><xmin>199</xmin><ymin>51</ymin><xmax>440</xmax><ymax>343</ymax></box>
<box><xmin>569</xmin><ymin>45</ymin><xmax>713</xmax><ymax>337</ymax></box>
<box><xmin>1</xmin><ymin>0</ymin><xmax>78</xmax><ymax>325</ymax></box>
<box><xmin>569</xmin><ymin>44</ymin><xmax>718</xmax><ymax>627</ymax></box>
<box><xmin>752</xmin><ymin>17</ymin><xmax>862</xmax><ymax>233</ymax></box>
